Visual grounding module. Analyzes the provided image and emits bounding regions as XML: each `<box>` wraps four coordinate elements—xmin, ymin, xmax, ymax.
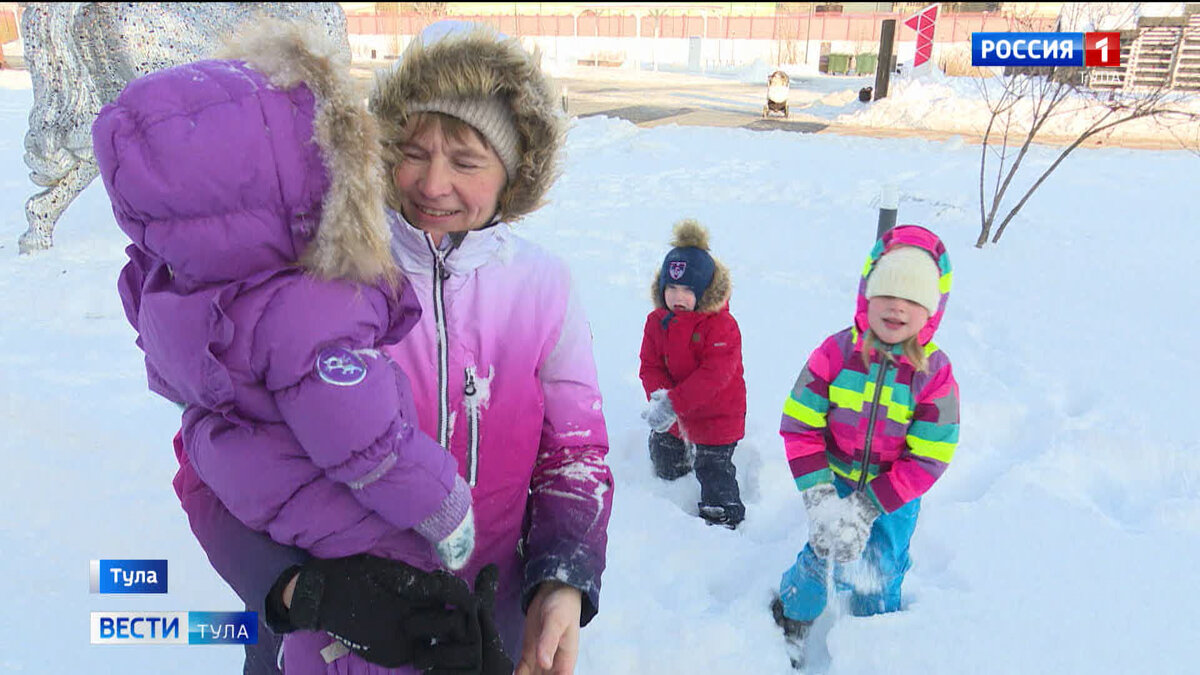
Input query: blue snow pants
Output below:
<box><xmin>778</xmin><ymin>480</ymin><xmax>921</xmax><ymax>622</ymax></box>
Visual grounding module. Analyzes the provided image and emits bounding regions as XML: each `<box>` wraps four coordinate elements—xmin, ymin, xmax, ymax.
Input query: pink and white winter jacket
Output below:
<box><xmin>380</xmin><ymin>211</ymin><xmax>614</xmax><ymax>631</ymax></box>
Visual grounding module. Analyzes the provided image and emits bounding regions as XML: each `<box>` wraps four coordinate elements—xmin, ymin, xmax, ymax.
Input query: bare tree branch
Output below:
<box><xmin>975</xmin><ymin>4</ymin><xmax>1200</xmax><ymax>247</ymax></box>
<box><xmin>991</xmin><ymin>101</ymin><xmax>1176</xmax><ymax>242</ymax></box>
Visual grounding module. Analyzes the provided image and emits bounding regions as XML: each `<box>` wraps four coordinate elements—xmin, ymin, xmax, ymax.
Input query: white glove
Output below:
<box><xmin>830</xmin><ymin>490</ymin><xmax>881</xmax><ymax>563</ymax></box>
<box><xmin>801</xmin><ymin>483</ymin><xmax>840</xmax><ymax>560</ymax></box>
<box><xmin>434</xmin><ymin>505</ymin><xmax>475</xmax><ymax>571</ymax></box>
<box><xmin>641</xmin><ymin>389</ymin><xmax>677</xmax><ymax>433</ymax></box>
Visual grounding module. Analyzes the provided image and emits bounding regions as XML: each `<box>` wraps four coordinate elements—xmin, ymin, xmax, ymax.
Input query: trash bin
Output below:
<box><xmin>826</xmin><ymin>53</ymin><xmax>850</xmax><ymax>75</ymax></box>
<box><xmin>855</xmin><ymin>53</ymin><xmax>878</xmax><ymax>75</ymax></box>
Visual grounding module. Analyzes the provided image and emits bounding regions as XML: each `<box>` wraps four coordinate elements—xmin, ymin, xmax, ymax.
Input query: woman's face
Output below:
<box><xmin>393</xmin><ymin>118</ymin><xmax>507</xmax><ymax>243</ymax></box>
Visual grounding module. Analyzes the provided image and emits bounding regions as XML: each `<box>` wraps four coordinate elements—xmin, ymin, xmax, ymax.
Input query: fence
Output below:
<box><xmin>347</xmin><ymin>11</ymin><xmax>1056</xmax><ymax>43</ymax></box>
<box><xmin>347</xmin><ymin>11</ymin><xmax>1058</xmax><ymax>71</ymax></box>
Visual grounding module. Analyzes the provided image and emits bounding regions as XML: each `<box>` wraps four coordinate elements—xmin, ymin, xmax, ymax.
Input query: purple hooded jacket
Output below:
<box><xmin>94</xmin><ymin>26</ymin><xmax>476</xmax><ymax>674</ymax></box>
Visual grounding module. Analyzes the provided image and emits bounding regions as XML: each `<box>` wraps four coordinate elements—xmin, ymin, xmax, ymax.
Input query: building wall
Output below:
<box><xmin>345</xmin><ymin>10</ymin><xmax>1056</xmax><ymax>72</ymax></box>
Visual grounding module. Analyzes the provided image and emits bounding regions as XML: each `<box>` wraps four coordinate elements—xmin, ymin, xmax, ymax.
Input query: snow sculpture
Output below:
<box><xmin>17</xmin><ymin>2</ymin><xmax>349</xmax><ymax>253</ymax></box>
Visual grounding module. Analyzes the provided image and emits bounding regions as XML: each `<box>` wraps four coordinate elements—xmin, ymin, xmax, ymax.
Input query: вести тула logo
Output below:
<box><xmin>90</xmin><ymin>611</ymin><xmax>258</xmax><ymax>645</ymax></box>
<box><xmin>89</xmin><ymin>560</ymin><xmax>257</xmax><ymax>645</ymax></box>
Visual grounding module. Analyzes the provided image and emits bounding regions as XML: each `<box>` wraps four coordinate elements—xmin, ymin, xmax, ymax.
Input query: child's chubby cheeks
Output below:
<box><xmin>867</xmin><ymin>295</ymin><xmax>929</xmax><ymax>344</ymax></box>
<box><xmin>664</xmin><ymin>284</ymin><xmax>697</xmax><ymax>312</ymax></box>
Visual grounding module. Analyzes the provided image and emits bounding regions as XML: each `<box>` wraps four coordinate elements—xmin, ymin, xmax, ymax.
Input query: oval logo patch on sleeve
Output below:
<box><xmin>316</xmin><ymin>346</ymin><xmax>367</xmax><ymax>386</ymax></box>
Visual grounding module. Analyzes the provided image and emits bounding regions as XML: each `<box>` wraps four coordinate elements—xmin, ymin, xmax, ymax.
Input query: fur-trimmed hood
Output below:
<box><xmin>369</xmin><ymin>23</ymin><xmax>565</xmax><ymax>223</ymax></box>
<box><xmin>94</xmin><ymin>19</ymin><xmax>393</xmax><ymax>286</ymax></box>
<box><xmin>651</xmin><ymin>219</ymin><xmax>732</xmax><ymax>313</ymax></box>
<box><xmin>220</xmin><ymin>20</ymin><xmax>393</xmax><ymax>284</ymax></box>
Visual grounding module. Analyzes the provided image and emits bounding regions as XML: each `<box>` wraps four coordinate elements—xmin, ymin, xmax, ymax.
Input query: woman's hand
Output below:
<box><xmin>516</xmin><ymin>581</ymin><xmax>582</xmax><ymax>675</ymax></box>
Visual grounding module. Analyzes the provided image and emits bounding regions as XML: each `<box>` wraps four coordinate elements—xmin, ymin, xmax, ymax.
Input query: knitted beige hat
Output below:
<box><xmin>405</xmin><ymin>96</ymin><xmax>520</xmax><ymax>179</ymax></box>
<box><xmin>865</xmin><ymin>246</ymin><xmax>940</xmax><ymax>315</ymax></box>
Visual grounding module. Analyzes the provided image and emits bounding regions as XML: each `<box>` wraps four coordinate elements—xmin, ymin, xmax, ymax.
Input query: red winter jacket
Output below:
<box><xmin>639</xmin><ymin>301</ymin><xmax>747</xmax><ymax>446</ymax></box>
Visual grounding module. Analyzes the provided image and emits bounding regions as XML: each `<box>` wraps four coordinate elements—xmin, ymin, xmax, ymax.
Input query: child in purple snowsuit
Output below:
<box><xmin>94</xmin><ymin>22</ymin><xmax>482</xmax><ymax>673</ymax></box>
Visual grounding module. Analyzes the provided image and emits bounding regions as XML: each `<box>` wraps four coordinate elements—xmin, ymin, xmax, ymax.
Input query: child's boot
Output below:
<box><xmin>698</xmin><ymin>503</ymin><xmax>744</xmax><ymax>530</ymax></box>
<box><xmin>770</xmin><ymin>594</ymin><xmax>812</xmax><ymax>670</ymax></box>
<box><xmin>648</xmin><ymin>431</ymin><xmax>692</xmax><ymax>480</ymax></box>
<box><xmin>695</xmin><ymin>442</ymin><xmax>745</xmax><ymax>528</ymax></box>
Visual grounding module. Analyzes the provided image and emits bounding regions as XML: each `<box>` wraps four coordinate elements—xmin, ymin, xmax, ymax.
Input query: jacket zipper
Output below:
<box><xmin>464</xmin><ymin>366</ymin><xmax>480</xmax><ymax>486</ymax></box>
<box><xmin>857</xmin><ymin>352</ymin><xmax>893</xmax><ymax>493</ymax></box>
<box><xmin>425</xmin><ymin>235</ymin><xmax>451</xmax><ymax>449</ymax></box>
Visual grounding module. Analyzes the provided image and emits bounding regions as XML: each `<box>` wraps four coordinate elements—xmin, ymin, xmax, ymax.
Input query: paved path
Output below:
<box><xmin>555</xmin><ymin>68</ymin><xmax>837</xmax><ymax>133</ymax></box>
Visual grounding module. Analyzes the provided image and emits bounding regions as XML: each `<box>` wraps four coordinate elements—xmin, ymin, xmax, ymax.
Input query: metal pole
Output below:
<box><xmin>805</xmin><ymin>5</ymin><xmax>812</xmax><ymax>64</ymax></box>
<box><xmin>876</xmin><ymin>183</ymin><xmax>898</xmax><ymax>240</ymax></box>
<box><xmin>874</xmin><ymin>18</ymin><xmax>896</xmax><ymax>100</ymax></box>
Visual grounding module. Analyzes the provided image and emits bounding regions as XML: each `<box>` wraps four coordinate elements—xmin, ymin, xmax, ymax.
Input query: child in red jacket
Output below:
<box><xmin>639</xmin><ymin>219</ymin><xmax>747</xmax><ymax>528</ymax></box>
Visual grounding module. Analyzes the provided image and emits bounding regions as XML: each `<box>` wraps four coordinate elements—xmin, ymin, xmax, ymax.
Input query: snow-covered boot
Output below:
<box><xmin>698</xmin><ymin>504</ymin><xmax>743</xmax><ymax>530</ymax></box>
<box><xmin>770</xmin><ymin>594</ymin><xmax>811</xmax><ymax>670</ymax></box>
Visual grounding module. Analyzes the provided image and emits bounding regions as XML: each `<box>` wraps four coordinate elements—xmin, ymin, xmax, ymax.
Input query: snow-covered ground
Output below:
<box><xmin>831</xmin><ymin>67</ymin><xmax>1200</xmax><ymax>143</ymax></box>
<box><xmin>2</xmin><ymin>64</ymin><xmax>1199</xmax><ymax>674</ymax></box>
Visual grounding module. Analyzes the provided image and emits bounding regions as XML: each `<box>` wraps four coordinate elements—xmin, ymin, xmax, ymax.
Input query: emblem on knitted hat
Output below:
<box><xmin>669</xmin><ymin>261</ymin><xmax>687</xmax><ymax>280</ymax></box>
<box><xmin>317</xmin><ymin>347</ymin><xmax>367</xmax><ymax>386</ymax></box>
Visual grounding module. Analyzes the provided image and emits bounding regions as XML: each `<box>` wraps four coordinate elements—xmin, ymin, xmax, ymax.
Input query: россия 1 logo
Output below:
<box><xmin>972</xmin><ymin>32</ymin><xmax>1122</xmax><ymax>67</ymax></box>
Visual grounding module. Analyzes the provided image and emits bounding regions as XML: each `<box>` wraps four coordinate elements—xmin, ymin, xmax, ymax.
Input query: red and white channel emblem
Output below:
<box><xmin>1084</xmin><ymin>32</ymin><xmax>1121</xmax><ymax>67</ymax></box>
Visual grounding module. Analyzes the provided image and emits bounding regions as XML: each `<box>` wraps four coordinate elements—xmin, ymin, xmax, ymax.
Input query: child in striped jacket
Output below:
<box><xmin>771</xmin><ymin>225</ymin><xmax>960</xmax><ymax>658</ymax></box>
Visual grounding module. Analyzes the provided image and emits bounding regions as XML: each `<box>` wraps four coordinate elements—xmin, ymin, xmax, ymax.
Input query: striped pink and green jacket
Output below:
<box><xmin>781</xmin><ymin>225</ymin><xmax>960</xmax><ymax>514</ymax></box>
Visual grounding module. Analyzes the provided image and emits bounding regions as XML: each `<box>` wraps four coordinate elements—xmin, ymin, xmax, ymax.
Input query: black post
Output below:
<box><xmin>876</xmin><ymin>183</ymin><xmax>898</xmax><ymax>240</ymax></box>
<box><xmin>874</xmin><ymin>19</ymin><xmax>896</xmax><ymax>101</ymax></box>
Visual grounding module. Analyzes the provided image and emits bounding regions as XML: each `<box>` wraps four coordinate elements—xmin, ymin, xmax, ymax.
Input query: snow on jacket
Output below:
<box><xmin>95</xmin><ymin>26</ymin><xmax>477</xmax><ymax>672</ymax></box>
<box><xmin>780</xmin><ymin>225</ymin><xmax>960</xmax><ymax>514</ymax></box>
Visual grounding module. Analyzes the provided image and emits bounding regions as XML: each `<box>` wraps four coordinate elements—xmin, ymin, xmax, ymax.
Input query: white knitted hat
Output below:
<box><xmin>865</xmin><ymin>246</ymin><xmax>940</xmax><ymax>315</ymax></box>
<box><xmin>406</xmin><ymin>96</ymin><xmax>520</xmax><ymax>179</ymax></box>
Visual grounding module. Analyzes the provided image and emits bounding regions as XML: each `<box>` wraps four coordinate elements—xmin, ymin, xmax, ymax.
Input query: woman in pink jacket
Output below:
<box><xmin>167</xmin><ymin>21</ymin><xmax>613</xmax><ymax>675</ymax></box>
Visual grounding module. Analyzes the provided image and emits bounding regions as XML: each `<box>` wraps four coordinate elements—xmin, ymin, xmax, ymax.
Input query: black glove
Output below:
<box><xmin>274</xmin><ymin>553</ymin><xmax>476</xmax><ymax>668</ymax></box>
<box><xmin>475</xmin><ymin>564</ymin><xmax>514</xmax><ymax>675</ymax></box>
<box><xmin>408</xmin><ymin>564</ymin><xmax>514</xmax><ymax>675</ymax></box>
